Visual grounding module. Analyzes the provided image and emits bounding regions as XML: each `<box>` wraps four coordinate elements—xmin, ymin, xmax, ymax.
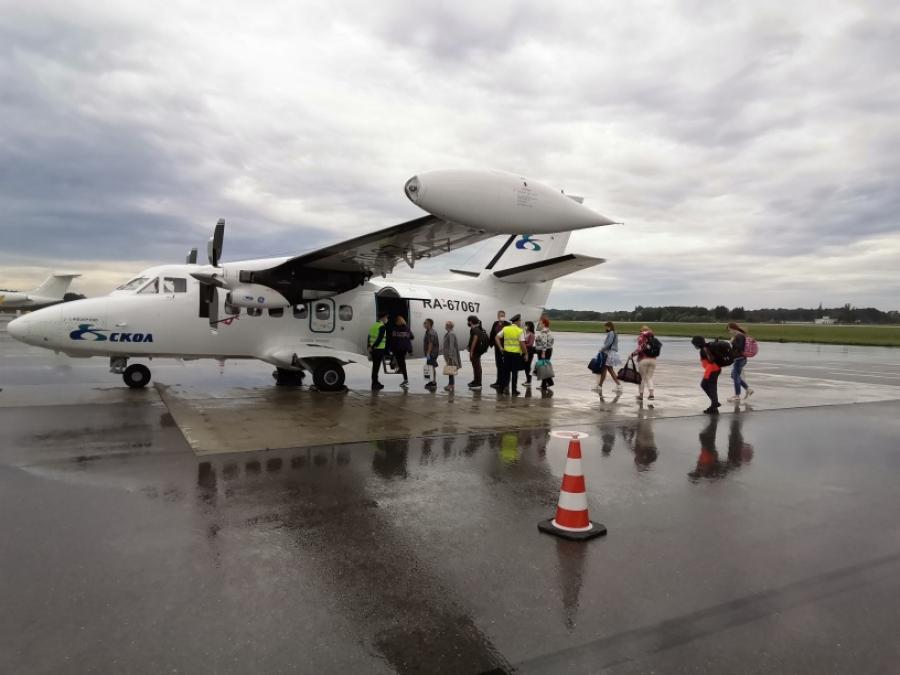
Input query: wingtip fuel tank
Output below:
<box><xmin>405</xmin><ymin>169</ymin><xmax>616</xmax><ymax>234</ymax></box>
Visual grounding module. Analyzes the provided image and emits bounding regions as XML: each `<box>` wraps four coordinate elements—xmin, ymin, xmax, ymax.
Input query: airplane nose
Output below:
<box><xmin>7</xmin><ymin>316</ymin><xmax>29</xmax><ymax>342</ymax></box>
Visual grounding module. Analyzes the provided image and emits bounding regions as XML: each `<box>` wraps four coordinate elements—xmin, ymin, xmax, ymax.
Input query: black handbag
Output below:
<box><xmin>617</xmin><ymin>356</ymin><xmax>642</xmax><ymax>385</ymax></box>
<box><xmin>588</xmin><ymin>351</ymin><xmax>606</xmax><ymax>374</ymax></box>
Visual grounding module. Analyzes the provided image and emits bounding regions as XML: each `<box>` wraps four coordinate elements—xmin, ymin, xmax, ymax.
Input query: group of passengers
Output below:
<box><xmin>368</xmin><ymin>310</ymin><xmax>556</xmax><ymax>394</ymax></box>
<box><xmin>593</xmin><ymin>320</ymin><xmax>754</xmax><ymax>413</ymax></box>
<box><xmin>368</xmin><ymin>312</ymin><xmax>755</xmax><ymax>411</ymax></box>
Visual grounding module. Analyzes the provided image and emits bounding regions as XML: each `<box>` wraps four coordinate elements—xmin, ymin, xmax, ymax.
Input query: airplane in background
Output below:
<box><xmin>8</xmin><ymin>169</ymin><xmax>617</xmax><ymax>391</ymax></box>
<box><xmin>0</xmin><ymin>272</ymin><xmax>81</xmax><ymax>310</ymax></box>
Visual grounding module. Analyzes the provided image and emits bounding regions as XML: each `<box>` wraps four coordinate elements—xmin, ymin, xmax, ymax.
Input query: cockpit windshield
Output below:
<box><xmin>117</xmin><ymin>276</ymin><xmax>150</xmax><ymax>292</ymax></box>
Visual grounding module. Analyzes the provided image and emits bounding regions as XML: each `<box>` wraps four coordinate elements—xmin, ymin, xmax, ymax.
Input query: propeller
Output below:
<box><xmin>185</xmin><ymin>248</ymin><xmax>198</xmax><ymax>264</ymax></box>
<box><xmin>192</xmin><ymin>218</ymin><xmax>227</xmax><ymax>331</ymax></box>
<box><xmin>208</xmin><ymin>218</ymin><xmax>225</xmax><ymax>267</ymax></box>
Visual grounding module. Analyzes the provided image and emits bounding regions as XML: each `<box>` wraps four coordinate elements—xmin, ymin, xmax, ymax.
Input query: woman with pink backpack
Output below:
<box><xmin>727</xmin><ymin>322</ymin><xmax>756</xmax><ymax>401</ymax></box>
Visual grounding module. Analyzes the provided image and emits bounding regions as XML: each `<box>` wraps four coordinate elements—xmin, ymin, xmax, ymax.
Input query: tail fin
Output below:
<box><xmin>485</xmin><ymin>233</ymin><xmax>572</xmax><ymax>272</ymax></box>
<box><xmin>33</xmin><ymin>273</ymin><xmax>80</xmax><ymax>300</ymax></box>
<box><xmin>489</xmin><ymin>233</ymin><xmax>604</xmax><ymax>307</ymax></box>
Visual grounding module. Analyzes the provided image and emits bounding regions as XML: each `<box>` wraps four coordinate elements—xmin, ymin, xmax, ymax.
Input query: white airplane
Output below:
<box><xmin>8</xmin><ymin>169</ymin><xmax>616</xmax><ymax>391</ymax></box>
<box><xmin>0</xmin><ymin>272</ymin><xmax>81</xmax><ymax>310</ymax></box>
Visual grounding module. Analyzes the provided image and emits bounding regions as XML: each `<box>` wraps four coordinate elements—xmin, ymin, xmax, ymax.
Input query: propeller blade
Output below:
<box><xmin>207</xmin><ymin>218</ymin><xmax>225</xmax><ymax>267</ymax></box>
<box><xmin>190</xmin><ymin>271</ymin><xmax>227</xmax><ymax>288</ymax></box>
<box><xmin>186</xmin><ymin>248</ymin><xmax>198</xmax><ymax>264</ymax></box>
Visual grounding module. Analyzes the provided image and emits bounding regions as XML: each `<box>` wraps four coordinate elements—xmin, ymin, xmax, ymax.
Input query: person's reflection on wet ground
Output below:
<box><xmin>688</xmin><ymin>416</ymin><xmax>724</xmax><ymax>481</ymax></box>
<box><xmin>631</xmin><ymin>419</ymin><xmax>659</xmax><ymax>470</ymax></box>
<box><xmin>688</xmin><ymin>415</ymin><xmax>754</xmax><ymax>482</ymax></box>
<box><xmin>727</xmin><ymin>416</ymin><xmax>755</xmax><ymax>468</ymax></box>
<box><xmin>372</xmin><ymin>439</ymin><xmax>409</xmax><ymax>479</ymax></box>
<box><xmin>600</xmin><ymin>424</ymin><xmax>616</xmax><ymax>457</ymax></box>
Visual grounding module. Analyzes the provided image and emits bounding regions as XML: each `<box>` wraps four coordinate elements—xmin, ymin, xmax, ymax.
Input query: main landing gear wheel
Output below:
<box><xmin>273</xmin><ymin>368</ymin><xmax>305</xmax><ymax>386</ymax></box>
<box><xmin>312</xmin><ymin>360</ymin><xmax>345</xmax><ymax>392</ymax></box>
<box><xmin>123</xmin><ymin>364</ymin><xmax>151</xmax><ymax>389</ymax></box>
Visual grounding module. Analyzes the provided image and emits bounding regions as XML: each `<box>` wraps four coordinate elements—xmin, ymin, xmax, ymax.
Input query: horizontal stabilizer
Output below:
<box><xmin>493</xmin><ymin>254</ymin><xmax>605</xmax><ymax>283</ymax></box>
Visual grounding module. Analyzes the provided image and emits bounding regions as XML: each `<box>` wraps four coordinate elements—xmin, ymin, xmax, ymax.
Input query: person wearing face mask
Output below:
<box><xmin>597</xmin><ymin>321</ymin><xmax>622</xmax><ymax>394</ymax></box>
<box><xmin>533</xmin><ymin>317</ymin><xmax>555</xmax><ymax>391</ymax></box>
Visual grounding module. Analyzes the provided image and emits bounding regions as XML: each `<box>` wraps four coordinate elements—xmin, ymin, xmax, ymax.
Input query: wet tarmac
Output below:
<box><xmin>3</xmin><ymin>323</ymin><xmax>900</xmax><ymax>673</ymax></box>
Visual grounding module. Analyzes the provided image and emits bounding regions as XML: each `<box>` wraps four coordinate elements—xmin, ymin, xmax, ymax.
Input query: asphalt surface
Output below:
<box><xmin>2</xmin><ymin>325</ymin><xmax>900</xmax><ymax>674</ymax></box>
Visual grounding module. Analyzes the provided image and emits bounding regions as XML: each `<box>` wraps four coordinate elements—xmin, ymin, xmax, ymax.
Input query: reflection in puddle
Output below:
<box><xmin>688</xmin><ymin>415</ymin><xmax>754</xmax><ymax>482</ymax></box>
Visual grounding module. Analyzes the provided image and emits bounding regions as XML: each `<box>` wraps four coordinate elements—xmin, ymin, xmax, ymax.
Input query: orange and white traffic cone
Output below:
<box><xmin>539</xmin><ymin>431</ymin><xmax>607</xmax><ymax>540</ymax></box>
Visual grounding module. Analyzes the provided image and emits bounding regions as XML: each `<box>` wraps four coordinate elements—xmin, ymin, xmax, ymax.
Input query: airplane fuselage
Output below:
<box><xmin>11</xmin><ymin>263</ymin><xmax>541</xmax><ymax>366</ymax></box>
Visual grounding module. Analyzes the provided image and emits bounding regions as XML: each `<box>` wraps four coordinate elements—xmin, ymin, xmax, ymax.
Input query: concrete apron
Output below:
<box><xmin>153</xmin><ymin>355</ymin><xmax>900</xmax><ymax>455</ymax></box>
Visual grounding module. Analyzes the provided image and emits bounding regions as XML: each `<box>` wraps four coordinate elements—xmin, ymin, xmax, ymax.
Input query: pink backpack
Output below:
<box><xmin>744</xmin><ymin>336</ymin><xmax>759</xmax><ymax>358</ymax></box>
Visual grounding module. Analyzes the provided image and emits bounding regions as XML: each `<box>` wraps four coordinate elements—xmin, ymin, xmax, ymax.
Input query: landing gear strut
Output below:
<box><xmin>273</xmin><ymin>368</ymin><xmax>305</xmax><ymax>386</ymax></box>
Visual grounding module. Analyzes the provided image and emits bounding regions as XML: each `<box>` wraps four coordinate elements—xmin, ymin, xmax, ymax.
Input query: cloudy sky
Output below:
<box><xmin>2</xmin><ymin>0</ymin><xmax>899</xmax><ymax>310</ymax></box>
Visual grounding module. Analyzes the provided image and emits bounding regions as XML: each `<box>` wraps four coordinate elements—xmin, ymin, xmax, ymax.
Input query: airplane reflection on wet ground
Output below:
<box><xmin>4</xmin><ymin>394</ymin><xmax>900</xmax><ymax>674</ymax></box>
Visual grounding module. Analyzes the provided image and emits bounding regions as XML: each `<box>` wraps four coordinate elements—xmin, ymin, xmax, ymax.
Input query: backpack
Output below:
<box><xmin>744</xmin><ymin>336</ymin><xmax>759</xmax><ymax>358</ymax></box>
<box><xmin>476</xmin><ymin>328</ymin><xmax>490</xmax><ymax>355</ymax></box>
<box><xmin>643</xmin><ymin>335</ymin><xmax>662</xmax><ymax>358</ymax></box>
<box><xmin>707</xmin><ymin>340</ymin><xmax>735</xmax><ymax>367</ymax></box>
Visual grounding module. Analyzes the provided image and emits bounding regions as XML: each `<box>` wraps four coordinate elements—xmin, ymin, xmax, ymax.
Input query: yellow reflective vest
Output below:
<box><xmin>500</xmin><ymin>325</ymin><xmax>524</xmax><ymax>353</ymax></box>
<box><xmin>368</xmin><ymin>321</ymin><xmax>387</xmax><ymax>350</ymax></box>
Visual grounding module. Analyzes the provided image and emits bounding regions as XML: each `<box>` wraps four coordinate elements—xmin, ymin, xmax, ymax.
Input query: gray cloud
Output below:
<box><xmin>2</xmin><ymin>0</ymin><xmax>899</xmax><ymax>308</ymax></box>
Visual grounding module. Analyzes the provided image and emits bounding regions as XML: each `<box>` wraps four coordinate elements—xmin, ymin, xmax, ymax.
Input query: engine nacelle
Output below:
<box><xmin>225</xmin><ymin>285</ymin><xmax>290</xmax><ymax>309</ymax></box>
<box><xmin>404</xmin><ymin>169</ymin><xmax>617</xmax><ymax>234</ymax></box>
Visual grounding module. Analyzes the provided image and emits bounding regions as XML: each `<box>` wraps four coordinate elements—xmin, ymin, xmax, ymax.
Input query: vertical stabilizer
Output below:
<box><xmin>485</xmin><ymin>232</ymin><xmax>572</xmax><ymax>272</ymax></box>
<box><xmin>33</xmin><ymin>273</ymin><xmax>80</xmax><ymax>300</ymax></box>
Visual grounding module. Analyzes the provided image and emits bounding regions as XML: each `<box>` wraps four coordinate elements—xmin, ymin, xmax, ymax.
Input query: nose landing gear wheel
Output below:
<box><xmin>123</xmin><ymin>364</ymin><xmax>151</xmax><ymax>389</ymax></box>
<box><xmin>312</xmin><ymin>361</ymin><xmax>345</xmax><ymax>392</ymax></box>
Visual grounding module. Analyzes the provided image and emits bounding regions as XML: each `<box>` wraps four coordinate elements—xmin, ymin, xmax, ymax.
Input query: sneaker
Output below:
<box><xmin>444</xmin><ymin>385</ymin><xmax>454</xmax><ymax>392</ymax></box>
<box><xmin>745</xmin><ymin>388</ymin><xmax>754</xmax><ymax>399</ymax></box>
<box><xmin>648</xmin><ymin>393</ymin><xmax>655</xmax><ymax>400</ymax></box>
<box><xmin>489</xmin><ymin>383</ymin><xmax>500</xmax><ymax>389</ymax></box>
<box><xmin>400</xmin><ymin>381</ymin><xmax>409</xmax><ymax>388</ymax></box>
<box><xmin>727</xmin><ymin>395</ymin><xmax>741</xmax><ymax>402</ymax></box>
<box><xmin>372</xmin><ymin>383</ymin><xmax>384</xmax><ymax>390</ymax></box>
<box><xmin>425</xmin><ymin>382</ymin><xmax>437</xmax><ymax>390</ymax></box>
<box><xmin>524</xmin><ymin>381</ymin><xmax>532</xmax><ymax>387</ymax></box>
<box><xmin>703</xmin><ymin>406</ymin><xmax>720</xmax><ymax>415</ymax></box>
<box><xmin>469</xmin><ymin>383</ymin><xmax>482</xmax><ymax>390</ymax></box>
<box><xmin>512</xmin><ymin>390</ymin><xmax>520</xmax><ymax>396</ymax></box>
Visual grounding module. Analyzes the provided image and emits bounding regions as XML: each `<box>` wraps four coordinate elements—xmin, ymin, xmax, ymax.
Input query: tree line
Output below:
<box><xmin>545</xmin><ymin>304</ymin><xmax>900</xmax><ymax>325</ymax></box>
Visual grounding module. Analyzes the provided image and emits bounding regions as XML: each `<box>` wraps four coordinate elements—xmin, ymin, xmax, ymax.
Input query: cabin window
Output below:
<box><xmin>339</xmin><ymin>305</ymin><xmax>353</xmax><ymax>321</ymax></box>
<box><xmin>269</xmin><ymin>307</ymin><xmax>284</xmax><ymax>318</ymax></box>
<box><xmin>138</xmin><ymin>278</ymin><xmax>159</xmax><ymax>294</ymax></box>
<box><xmin>117</xmin><ymin>276</ymin><xmax>149</xmax><ymax>291</ymax></box>
<box><xmin>246</xmin><ymin>307</ymin><xmax>263</xmax><ymax>317</ymax></box>
<box><xmin>163</xmin><ymin>277</ymin><xmax>187</xmax><ymax>293</ymax></box>
<box><xmin>293</xmin><ymin>304</ymin><xmax>308</xmax><ymax>319</ymax></box>
<box><xmin>315</xmin><ymin>303</ymin><xmax>331</xmax><ymax>320</ymax></box>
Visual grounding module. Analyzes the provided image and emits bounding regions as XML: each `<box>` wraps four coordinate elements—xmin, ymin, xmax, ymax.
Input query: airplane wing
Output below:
<box><xmin>243</xmin><ymin>215</ymin><xmax>494</xmax><ymax>303</ymax></box>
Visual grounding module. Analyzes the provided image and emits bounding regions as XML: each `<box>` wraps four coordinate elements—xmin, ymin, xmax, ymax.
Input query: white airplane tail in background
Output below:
<box><xmin>481</xmin><ymin>232</ymin><xmax>605</xmax><ymax>307</ymax></box>
<box><xmin>33</xmin><ymin>273</ymin><xmax>80</xmax><ymax>300</ymax></box>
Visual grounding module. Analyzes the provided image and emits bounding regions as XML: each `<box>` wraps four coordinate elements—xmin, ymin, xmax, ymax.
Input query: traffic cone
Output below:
<box><xmin>539</xmin><ymin>433</ymin><xmax>607</xmax><ymax>540</ymax></box>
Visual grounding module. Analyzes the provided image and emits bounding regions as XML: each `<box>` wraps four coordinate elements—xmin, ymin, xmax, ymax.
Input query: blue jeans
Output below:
<box><xmin>732</xmin><ymin>357</ymin><xmax>749</xmax><ymax>395</ymax></box>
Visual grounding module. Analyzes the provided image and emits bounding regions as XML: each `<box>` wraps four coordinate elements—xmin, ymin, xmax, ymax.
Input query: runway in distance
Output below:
<box><xmin>0</xmin><ymin>272</ymin><xmax>80</xmax><ymax>310</ymax></box>
<box><xmin>8</xmin><ymin>169</ymin><xmax>617</xmax><ymax>391</ymax></box>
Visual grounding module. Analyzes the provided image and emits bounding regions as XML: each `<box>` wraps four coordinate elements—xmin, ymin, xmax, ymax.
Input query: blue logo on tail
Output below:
<box><xmin>515</xmin><ymin>234</ymin><xmax>542</xmax><ymax>251</ymax></box>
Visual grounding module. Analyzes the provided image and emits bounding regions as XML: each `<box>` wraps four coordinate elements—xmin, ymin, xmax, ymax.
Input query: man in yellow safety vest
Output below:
<box><xmin>495</xmin><ymin>313</ymin><xmax>527</xmax><ymax>396</ymax></box>
<box><xmin>368</xmin><ymin>312</ymin><xmax>389</xmax><ymax>390</ymax></box>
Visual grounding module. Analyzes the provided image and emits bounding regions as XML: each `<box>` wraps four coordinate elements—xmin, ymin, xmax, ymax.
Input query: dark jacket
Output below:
<box><xmin>489</xmin><ymin>320</ymin><xmax>509</xmax><ymax>349</ymax></box>
<box><xmin>390</xmin><ymin>327</ymin><xmax>414</xmax><ymax>355</ymax></box>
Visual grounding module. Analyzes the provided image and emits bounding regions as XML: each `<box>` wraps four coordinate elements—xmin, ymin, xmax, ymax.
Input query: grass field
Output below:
<box><xmin>551</xmin><ymin>321</ymin><xmax>900</xmax><ymax>347</ymax></box>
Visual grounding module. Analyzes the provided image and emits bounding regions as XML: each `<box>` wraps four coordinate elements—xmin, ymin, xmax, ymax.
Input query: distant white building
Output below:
<box><xmin>815</xmin><ymin>316</ymin><xmax>836</xmax><ymax>325</ymax></box>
